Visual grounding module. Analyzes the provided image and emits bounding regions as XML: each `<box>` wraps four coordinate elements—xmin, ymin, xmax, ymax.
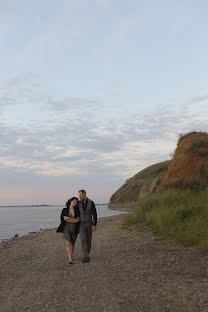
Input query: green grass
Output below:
<box><xmin>110</xmin><ymin>160</ymin><xmax>170</xmax><ymax>204</ymax></box>
<box><xmin>132</xmin><ymin>160</ymin><xmax>171</xmax><ymax>179</ymax></box>
<box><xmin>122</xmin><ymin>188</ymin><xmax>208</xmax><ymax>248</ymax></box>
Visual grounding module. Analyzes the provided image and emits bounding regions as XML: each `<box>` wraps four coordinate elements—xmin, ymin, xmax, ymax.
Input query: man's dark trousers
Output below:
<box><xmin>78</xmin><ymin>198</ymin><xmax>97</xmax><ymax>259</ymax></box>
<box><xmin>79</xmin><ymin>222</ymin><xmax>92</xmax><ymax>258</ymax></box>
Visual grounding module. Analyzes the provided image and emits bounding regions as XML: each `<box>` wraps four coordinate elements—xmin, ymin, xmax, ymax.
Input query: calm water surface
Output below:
<box><xmin>0</xmin><ymin>205</ymin><xmax>127</xmax><ymax>242</ymax></box>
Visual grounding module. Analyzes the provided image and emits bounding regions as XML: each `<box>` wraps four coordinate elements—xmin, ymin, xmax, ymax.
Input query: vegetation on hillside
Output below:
<box><xmin>187</xmin><ymin>136</ymin><xmax>208</xmax><ymax>158</ymax></box>
<box><xmin>179</xmin><ymin>131</ymin><xmax>207</xmax><ymax>142</ymax></box>
<box><xmin>123</xmin><ymin>187</ymin><xmax>208</xmax><ymax>248</ymax></box>
<box><xmin>130</xmin><ymin>160</ymin><xmax>171</xmax><ymax>180</ymax></box>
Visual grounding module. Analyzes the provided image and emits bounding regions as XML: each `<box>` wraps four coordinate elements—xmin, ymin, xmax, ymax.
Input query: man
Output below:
<box><xmin>78</xmin><ymin>189</ymin><xmax>97</xmax><ymax>263</ymax></box>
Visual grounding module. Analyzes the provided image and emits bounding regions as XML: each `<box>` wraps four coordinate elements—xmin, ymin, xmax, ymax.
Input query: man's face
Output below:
<box><xmin>78</xmin><ymin>192</ymin><xmax>86</xmax><ymax>201</ymax></box>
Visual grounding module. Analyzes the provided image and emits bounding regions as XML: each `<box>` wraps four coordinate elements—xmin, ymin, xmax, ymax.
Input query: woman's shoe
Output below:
<box><xmin>68</xmin><ymin>261</ymin><xmax>73</xmax><ymax>266</ymax></box>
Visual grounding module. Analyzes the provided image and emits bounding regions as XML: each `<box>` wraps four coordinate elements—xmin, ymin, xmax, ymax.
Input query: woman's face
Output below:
<box><xmin>71</xmin><ymin>199</ymin><xmax>78</xmax><ymax>207</ymax></box>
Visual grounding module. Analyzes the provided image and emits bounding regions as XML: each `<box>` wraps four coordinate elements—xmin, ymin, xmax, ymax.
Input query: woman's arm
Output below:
<box><xmin>64</xmin><ymin>216</ymin><xmax>79</xmax><ymax>223</ymax></box>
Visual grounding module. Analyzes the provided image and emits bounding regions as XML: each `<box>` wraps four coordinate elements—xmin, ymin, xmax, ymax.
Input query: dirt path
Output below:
<box><xmin>0</xmin><ymin>215</ymin><xmax>208</xmax><ymax>312</ymax></box>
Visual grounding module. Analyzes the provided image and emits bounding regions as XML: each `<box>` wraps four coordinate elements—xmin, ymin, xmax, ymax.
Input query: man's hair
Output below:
<box><xmin>78</xmin><ymin>189</ymin><xmax>86</xmax><ymax>194</ymax></box>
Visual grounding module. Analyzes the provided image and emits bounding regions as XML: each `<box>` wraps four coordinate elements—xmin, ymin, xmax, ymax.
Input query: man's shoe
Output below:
<box><xmin>82</xmin><ymin>257</ymin><xmax>89</xmax><ymax>263</ymax></box>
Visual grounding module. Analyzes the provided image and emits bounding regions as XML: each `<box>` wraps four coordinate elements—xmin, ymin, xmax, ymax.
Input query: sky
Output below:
<box><xmin>0</xmin><ymin>0</ymin><xmax>208</xmax><ymax>205</ymax></box>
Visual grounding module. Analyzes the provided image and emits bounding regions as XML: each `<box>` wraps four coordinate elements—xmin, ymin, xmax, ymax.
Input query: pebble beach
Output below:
<box><xmin>0</xmin><ymin>214</ymin><xmax>208</xmax><ymax>312</ymax></box>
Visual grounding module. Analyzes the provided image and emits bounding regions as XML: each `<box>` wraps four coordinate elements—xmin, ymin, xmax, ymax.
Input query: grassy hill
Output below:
<box><xmin>108</xmin><ymin>160</ymin><xmax>170</xmax><ymax>210</ymax></box>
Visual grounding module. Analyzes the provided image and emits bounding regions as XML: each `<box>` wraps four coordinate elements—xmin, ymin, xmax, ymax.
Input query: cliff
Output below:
<box><xmin>157</xmin><ymin>131</ymin><xmax>208</xmax><ymax>191</ymax></box>
<box><xmin>108</xmin><ymin>160</ymin><xmax>170</xmax><ymax>210</ymax></box>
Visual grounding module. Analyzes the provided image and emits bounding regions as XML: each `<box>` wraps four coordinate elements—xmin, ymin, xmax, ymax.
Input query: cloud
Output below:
<box><xmin>190</xmin><ymin>95</ymin><xmax>208</xmax><ymax>104</ymax></box>
<box><xmin>42</xmin><ymin>96</ymin><xmax>98</xmax><ymax>113</ymax></box>
<box><xmin>0</xmin><ymin>74</ymin><xmax>99</xmax><ymax>120</ymax></box>
<box><xmin>1</xmin><ymin>89</ymin><xmax>208</xmax><ymax>204</ymax></box>
<box><xmin>0</xmin><ymin>73</ymin><xmax>42</xmax><ymax>107</ymax></box>
<box><xmin>1</xmin><ymin>73</ymin><xmax>208</xmax><ymax>185</ymax></box>
<box><xmin>0</xmin><ymin>155</ymin><xmax>81</xmax><ymax>176</ymax></box>
<box><xmin>0</xmin><ymin>99</ymin><xmax>206</xmax><ymax>181</ymax></box>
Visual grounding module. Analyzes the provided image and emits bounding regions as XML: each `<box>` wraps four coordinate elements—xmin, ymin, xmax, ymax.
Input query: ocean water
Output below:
<box><xmin>0</xmin><ymin>205</ymin><xmax>127</xmax><ymax>243</ymax></box>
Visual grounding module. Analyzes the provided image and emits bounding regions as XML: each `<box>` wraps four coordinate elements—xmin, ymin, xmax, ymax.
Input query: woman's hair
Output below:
<box><xmin>66</xmin><ymin>197</ymin><xmax>78</xmax><ymax>209</ymax></box>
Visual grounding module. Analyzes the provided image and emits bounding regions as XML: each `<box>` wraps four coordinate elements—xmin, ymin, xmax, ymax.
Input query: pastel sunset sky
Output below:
<box><xmin>0</xmin><ymin>0</ymin><xmax>208</xmax><ymax>205</ymax></box>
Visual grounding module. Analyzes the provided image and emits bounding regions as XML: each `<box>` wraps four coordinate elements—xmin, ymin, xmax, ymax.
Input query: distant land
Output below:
<box><xmin>0</xmin><ymin>203</ymin><xmax>108</xmax><ymax>207</ymax></box>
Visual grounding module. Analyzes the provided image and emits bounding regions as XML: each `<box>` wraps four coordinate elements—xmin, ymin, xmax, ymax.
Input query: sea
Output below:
<box><xmin>0</xmin><ymin>204</ymin><xmax>128</xmax><ymax>243</ymax></box>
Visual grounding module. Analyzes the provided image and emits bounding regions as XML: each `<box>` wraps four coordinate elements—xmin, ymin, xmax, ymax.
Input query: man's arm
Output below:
<box><xmin>91</xmin><ymin>201</ymin><xmax>97</xmax><ymax>227</ymax></box>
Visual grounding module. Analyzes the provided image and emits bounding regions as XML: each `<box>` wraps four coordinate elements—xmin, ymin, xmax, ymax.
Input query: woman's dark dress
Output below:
<box><xmin>56</xmin><ymin>205</ymin><xmax>80</xmax><ymax>245</ymax></box>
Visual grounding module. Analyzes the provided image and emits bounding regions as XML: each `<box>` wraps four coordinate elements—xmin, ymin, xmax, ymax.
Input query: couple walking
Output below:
<box><xmin>56</xmin><ymin>190</ymin><xmax>97</xmax><ymax>265</ymax></box>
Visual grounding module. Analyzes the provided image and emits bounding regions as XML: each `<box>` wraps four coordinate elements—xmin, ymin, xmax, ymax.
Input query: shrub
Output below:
<box><xmin>187</xmin><ymin>136</ymin><xmax>208</xmax><ymax>158</ymax></box>
<box><xmin>178</xmin><ymin>131</ymin><xmax>207</xmax><ymax>142</ymax></box>
<box><xmin>122</xmin><ymin>188</ymin><xmax>208</xmax><ymax>248</ymax></box>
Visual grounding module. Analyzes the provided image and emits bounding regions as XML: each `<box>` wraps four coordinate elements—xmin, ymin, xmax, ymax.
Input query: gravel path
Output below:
<box><xmin>0</xmin><ymin>215</ymin><xmax>208</xmax><ymax>312</ymax></box>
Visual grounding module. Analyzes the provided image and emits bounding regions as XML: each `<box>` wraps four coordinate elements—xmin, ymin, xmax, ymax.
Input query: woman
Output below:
<box><xmin>56</xmin><ymin>197</ymin><xmax>80</xmax><ymax>265</ymax></box>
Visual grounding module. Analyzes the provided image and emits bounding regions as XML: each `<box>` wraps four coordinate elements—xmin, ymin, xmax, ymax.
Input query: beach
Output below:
<box><xmin>0</xmin><ymin>214</ymin><xmax>208</xmax><ymax>312</ymax></box>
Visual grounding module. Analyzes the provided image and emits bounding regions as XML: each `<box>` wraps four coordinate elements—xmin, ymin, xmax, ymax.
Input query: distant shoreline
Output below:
<box><xmin>0</xmin><ymin>203</ymin><xmax>109</xmax><ymax>207</ymax></box>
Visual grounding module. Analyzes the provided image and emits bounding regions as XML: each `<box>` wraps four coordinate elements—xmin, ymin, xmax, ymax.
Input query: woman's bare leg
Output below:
<box><xmin>66</xmin><ymin>241</ymin><xmax>74</xmax><ymax>262</ymax></box>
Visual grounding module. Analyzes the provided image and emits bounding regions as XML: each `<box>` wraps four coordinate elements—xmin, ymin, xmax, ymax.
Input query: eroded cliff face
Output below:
<box><xmin>157</xmin><ymin>131</ymin><xmax>208</xmax><ymax>191</ymax></box>
<box><xmin>108</xmin><ymin>161</ymin><xmax>170</xmax><ymax>210</ymax></box>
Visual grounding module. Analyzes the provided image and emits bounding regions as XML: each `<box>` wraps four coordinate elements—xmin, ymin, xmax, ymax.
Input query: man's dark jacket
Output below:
<box><xmin>56</xmin><ymin>206</ymin><xmax>80</xmax><ymax>234</ymax></box>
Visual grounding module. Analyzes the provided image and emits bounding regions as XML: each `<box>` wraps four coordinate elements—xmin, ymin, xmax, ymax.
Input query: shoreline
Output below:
<box><xmin>0</xmin><ymin>214</ymin><xmax>126</xmax><ymax>247</ymax></box>
<box><xmin>0</xmin><ymin>204</ymin><xmax>129</xmax><ymax>245</ymax></box>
